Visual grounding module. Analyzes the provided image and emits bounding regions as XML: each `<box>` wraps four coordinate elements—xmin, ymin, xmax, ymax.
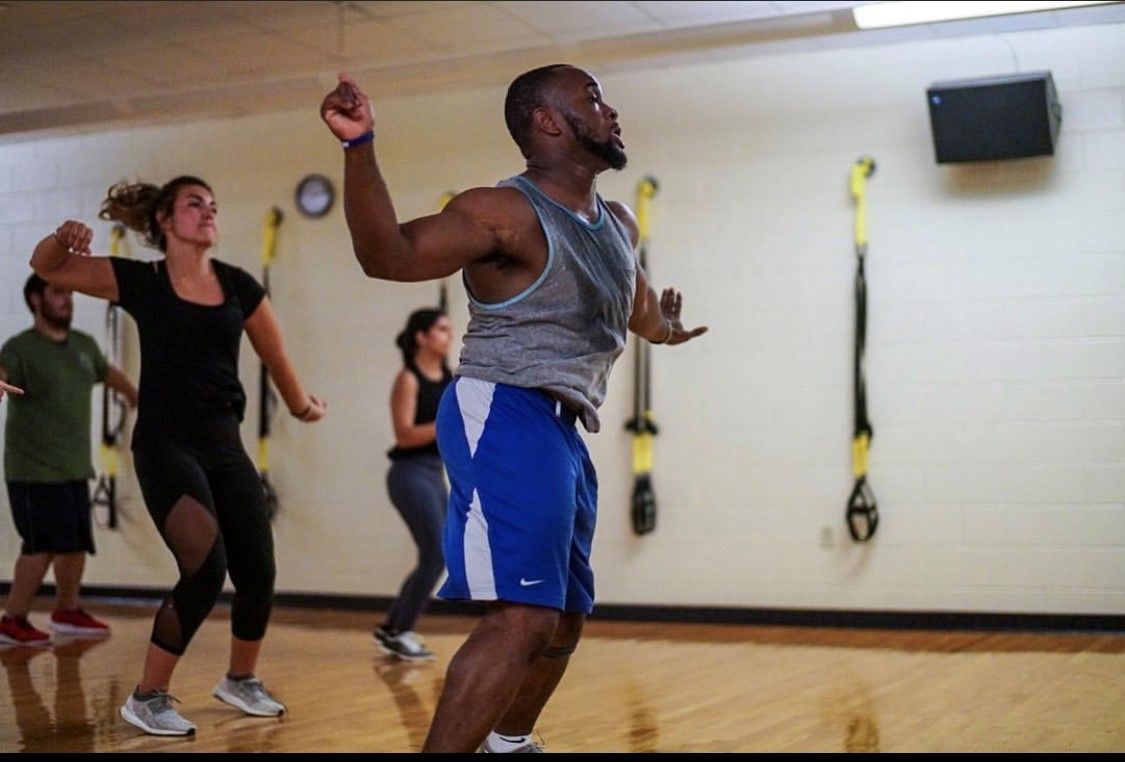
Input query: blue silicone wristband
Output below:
<box><xmin>341</xmin><ymin>131</ymin><xmax>374</xmax><ymax>149</ymax></box>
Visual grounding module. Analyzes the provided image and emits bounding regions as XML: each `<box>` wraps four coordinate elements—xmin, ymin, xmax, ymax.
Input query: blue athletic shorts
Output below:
<box><xmin>436</xmin><ymin>377</ymin><xmax>598</xmax><ymax>613</ymax></box>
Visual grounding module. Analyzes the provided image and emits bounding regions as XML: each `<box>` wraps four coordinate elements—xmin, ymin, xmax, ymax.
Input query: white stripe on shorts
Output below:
<box><xmin>465</xmin><ymin>488</ymin><xmax>497</xmax><ymax>599</ymax></box>
<box><xmin>455</xmin><ymin>377</ymin><xmax>496</xmax><ymax>458</ymax></box>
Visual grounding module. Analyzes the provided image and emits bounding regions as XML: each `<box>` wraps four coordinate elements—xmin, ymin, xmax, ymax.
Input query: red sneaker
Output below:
<box><xmin>0</xmin><ymin>614</ymin><xmax>52</xmax><ymax>646</ymax></box>
<box><xmin>48</xmin><ymin>608</ymin><xmax>110</xmax><ymax>637</ymax></box>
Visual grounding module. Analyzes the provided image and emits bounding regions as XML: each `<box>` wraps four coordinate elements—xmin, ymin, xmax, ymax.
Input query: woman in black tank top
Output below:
<box><xmin>374</xmin><ymin>309</ymin><xmax>453</xmax><ymax>662</ymax></box>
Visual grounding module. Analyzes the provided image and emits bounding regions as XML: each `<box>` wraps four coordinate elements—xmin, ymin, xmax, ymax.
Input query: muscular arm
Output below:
<box><xmin>389</xmin><ymin>370</ymin><xmax>436</xmax><ymax>449</ymax></box>
<box><xmin>324</xmin><ymin>74</ymin><xmax>500</xmax><ymax>281</ymax></box>
<box><xmin>29</xmin><ymin>221</ymin><xmax>118</xmax><ymax>302</ymax></box>
<box><xmin>343</xmin><ymin>153</ymin><xmax>500</xmax><ymax>281</ymax></box>
<box><xmin>104</xmin><ymin>364</ymin><xmax>138</xmax><ymax>408</ymax></box>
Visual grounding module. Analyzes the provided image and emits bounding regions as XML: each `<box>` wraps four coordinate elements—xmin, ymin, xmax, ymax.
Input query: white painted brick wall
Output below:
<box><xmin>0</xmin><ymin>22</ymin><xmax>1122</xmax><ymax>614</ymax></box>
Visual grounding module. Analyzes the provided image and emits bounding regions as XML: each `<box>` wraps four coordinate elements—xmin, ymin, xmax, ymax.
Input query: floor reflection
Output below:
<box><xmin>820</xmin><ymin>675</ymin><xmax>881</xmax><ymax>753</ymax></box>
<box><xmin>1</xmin><ymin>635</ymin><xmax>108</xmax><ymax>752</ymax></box>
<box><xmin>219</xmin><ymin>714</ymin><xmax>286</xmax><ymax>753</ymax></box>
<box><xmin>624</xmin><ymin>681</ymin><xmax>659</xmax><ymax>752</ymax></box>
<box><xmin>371</xmin><ymin>658</ymin><xmax>441</xmax><ymax>751</ymax></box>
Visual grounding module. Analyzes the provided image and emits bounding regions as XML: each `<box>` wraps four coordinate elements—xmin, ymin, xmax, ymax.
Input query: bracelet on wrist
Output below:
<box><xmin>292</xmin><ymin>402</ymin><xmax>312</xmax><ymax>420</ymax></box>
<box><xmin>651</xmin><ymin>321</ymin><xmax>673</xmax><ymax>345</ymax></box>
<box><xmin>341</xmin><ymin>131</ymin><xmax>374</xmax><ymax>149</ymax></box>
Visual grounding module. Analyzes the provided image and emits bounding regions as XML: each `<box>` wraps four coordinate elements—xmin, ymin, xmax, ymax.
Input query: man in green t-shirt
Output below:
<box><xmin>0</xmin><ymin>274</ymin><xmax>137</xmax><ymax>646</ymax></box>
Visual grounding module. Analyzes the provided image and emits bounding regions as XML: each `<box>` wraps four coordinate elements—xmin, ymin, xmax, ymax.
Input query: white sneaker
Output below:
<box><xmin>212</xmin><ymin>675</ymin><xmax>286</xmax><ymax>717</ymax></box>
<box><xmin>481</xmin><ymin>736</ymin><xmax>545</xmax><ymax>753</ymax></box>
<box><xmin>376</xmin><ymin>629</ymin><xmax>434</xmax><ymax>662</ymax></box>
<box><xmin>120</xmin><ymin>690</ymin><xmax>196</xmax><ymax>736</ymax></box>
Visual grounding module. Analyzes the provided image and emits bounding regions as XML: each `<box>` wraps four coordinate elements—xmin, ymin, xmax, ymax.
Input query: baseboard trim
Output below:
<box><xmin>587</xmin><ymin>603</ymin><xmax>1125</xmax><ymax>632</ymax></box>
<box><xmin>3</xmin><ymin>582</ymin><xmax>1122</xmax><ymax>633</ymax></box>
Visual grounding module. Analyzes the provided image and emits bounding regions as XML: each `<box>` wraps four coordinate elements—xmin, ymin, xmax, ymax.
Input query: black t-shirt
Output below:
<box><xmin>111</xmin><ymin>257</ymin><xmax>265</xmax><ymax>436</ymax></box>
<box><xmin>387</xmin><ymin>364</ymin><xmax>452</xmax><ymax>460</ymax></box>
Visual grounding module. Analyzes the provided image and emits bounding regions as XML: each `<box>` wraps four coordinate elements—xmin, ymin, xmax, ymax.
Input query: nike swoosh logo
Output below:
<box><xmin>519</xmin><ymin>578</ymin><xmax>544</xmax><ymax>587</ymax></box>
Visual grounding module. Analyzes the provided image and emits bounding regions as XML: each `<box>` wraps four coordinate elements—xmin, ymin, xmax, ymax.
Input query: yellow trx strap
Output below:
<box><xmin>93</xmin><ymin>224</ymin><xmax>129</xmax><ymax>529</ymax></box>
<box><xmin>102</xmin><ymin>225</ymin><xmax>126</xmax><ymax>480</ymax></box>
<box><xmin>258</xmin><ymin>208</ymin><xmax>283</xmax><ymax>519</ymax></box>
<box><xmin>850</xmin><ymin>157</ymin><xmax>874</xmax><ymax>257</ymax></box>
<box><xmin>847</xmin><ymin>157</ymin><xmax>878</xmax><ymax>542</ymax></box>
<box><xmin>628</xmin><ymin>176</ymin><xmax>659</xmax><ymax>535</ymax></box>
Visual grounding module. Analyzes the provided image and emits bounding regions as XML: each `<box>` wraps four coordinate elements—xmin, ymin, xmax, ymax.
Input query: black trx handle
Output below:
<box><xmin>847</xmin><ymin>157</ymin><xmax>878</xmax><ymax>543</ymax></box>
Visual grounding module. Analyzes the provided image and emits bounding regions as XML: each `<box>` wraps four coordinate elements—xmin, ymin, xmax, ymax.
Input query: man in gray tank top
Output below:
<box><xmin>321</xmin><ymin>64</ymin><xmax>706</xmax><ymax>753</ymax></box>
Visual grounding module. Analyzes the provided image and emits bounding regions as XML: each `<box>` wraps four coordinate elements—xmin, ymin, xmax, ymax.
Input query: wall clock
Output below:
<box><xmin>295</xmin><ymin>173</ymin><xmax>335</xmax><ymax>218</ymax></box>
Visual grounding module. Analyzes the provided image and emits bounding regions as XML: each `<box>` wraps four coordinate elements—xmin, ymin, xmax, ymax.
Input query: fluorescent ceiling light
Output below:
<box><xmin>853</xmin><ymin>1</ymin><xmax>1117</xmax><ymax>29</ymax></box>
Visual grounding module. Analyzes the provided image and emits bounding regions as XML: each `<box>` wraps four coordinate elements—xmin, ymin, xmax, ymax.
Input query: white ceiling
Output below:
<box><xmin>1</xmin><ymin>0</ymin><xmax>1123</xmax><ymax>139</ymax></box>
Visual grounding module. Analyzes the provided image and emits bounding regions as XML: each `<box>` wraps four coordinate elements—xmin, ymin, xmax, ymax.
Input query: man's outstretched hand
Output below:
<box><xmin>659</xmin><ymin>288</ymin><xmax>707</xmax><ymax>346</ymax></box>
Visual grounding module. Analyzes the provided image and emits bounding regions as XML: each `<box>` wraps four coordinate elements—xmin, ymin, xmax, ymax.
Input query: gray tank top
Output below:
<box><xmin>455</xmin><ymin>175</ymin><xmax>636</xmax><ymax>433</ymax></box>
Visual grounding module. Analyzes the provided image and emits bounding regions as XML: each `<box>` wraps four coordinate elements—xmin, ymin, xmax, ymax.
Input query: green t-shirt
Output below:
<box><xmin>1</xmin><ymin>328</ymin><xmax>107</xmax><ymax>483</ymax></box>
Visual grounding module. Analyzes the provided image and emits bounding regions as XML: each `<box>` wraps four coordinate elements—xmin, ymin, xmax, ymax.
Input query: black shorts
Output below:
<box><xmin>6</xmin><ymin>481</ymin><xmax>95</xmax><ymax>555</ymax></box>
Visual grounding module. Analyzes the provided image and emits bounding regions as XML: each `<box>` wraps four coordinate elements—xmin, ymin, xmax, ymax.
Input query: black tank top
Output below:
<box><xmin>387</xmin><ymin>363</ymin><xmax>452</xmax><ymax>460</ymax></box>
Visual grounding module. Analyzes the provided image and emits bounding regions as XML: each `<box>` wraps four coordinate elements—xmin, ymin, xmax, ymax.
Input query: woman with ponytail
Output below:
<box><xmin>374</xmin><ymin>308</ymin><xmax>452</xmax><ymax>662</ymax></box>
<box><xmin>30</xmin><ymin>176</ymin><xmax>327</xmax><ymax>736</ymax></box>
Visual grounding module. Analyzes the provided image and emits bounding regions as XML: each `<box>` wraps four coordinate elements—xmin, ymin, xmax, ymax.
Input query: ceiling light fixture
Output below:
<box><xmin>853</xmin><ymin>0</ymin><xmax>1117</xmax><ymax>30</ymax></box>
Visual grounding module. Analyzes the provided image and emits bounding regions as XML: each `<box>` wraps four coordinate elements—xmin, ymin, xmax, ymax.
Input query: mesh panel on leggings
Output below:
<box><xmin>152</xmin><ymin>495</ymin><xmax>220</xmax><ymax>654</ymax></box>
<box><xmin>151</xmin><ymin>597</ymin><xmax>183</xmax><ymax>654</ymax></box>
<box><xmin>163</xmin><ymin>496</ymin><xmax>219</xmax><ymax>574</ymax></box>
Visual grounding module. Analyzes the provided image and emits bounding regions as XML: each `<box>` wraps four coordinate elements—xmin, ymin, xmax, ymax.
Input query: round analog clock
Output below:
<box><xmin>295</xmin><ymin>173</ymin><xmax>335</xmax><ymax>218</ymax></box>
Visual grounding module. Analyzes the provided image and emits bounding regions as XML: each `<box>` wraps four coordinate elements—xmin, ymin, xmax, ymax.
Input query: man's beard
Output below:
<box><xmin>41</xmin><ymin>306</ymin><xmax>71</xmax><ymax>330</ymax></box>
<box><xmin>565</xmin><ymin>113</ymin><xmax>627</xmax><ymax>171</ymax></box>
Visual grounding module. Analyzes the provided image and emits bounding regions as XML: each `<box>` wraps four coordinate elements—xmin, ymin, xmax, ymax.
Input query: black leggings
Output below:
<box><xmin>132</xmin><ymin>416</ymin><xmax>274</xmax><ymax>657</ymax></box>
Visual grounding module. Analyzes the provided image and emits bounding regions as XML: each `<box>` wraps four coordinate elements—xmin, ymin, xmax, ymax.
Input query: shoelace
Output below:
<box><xmin>233</xmin><ymin>678</ymin><xmax>275</xmax><ymax>702</ymax></box>
<box><xmin>145</xmin><ymin>691</ymin><xmax>183</xmax><ymax>715</ymax></box>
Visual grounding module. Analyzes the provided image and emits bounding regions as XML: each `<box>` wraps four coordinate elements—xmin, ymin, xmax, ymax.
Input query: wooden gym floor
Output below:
<box><xmin>1</xmin><ymin>600</ymin><xmax>1122</xmax><ymax>753</ymax></box>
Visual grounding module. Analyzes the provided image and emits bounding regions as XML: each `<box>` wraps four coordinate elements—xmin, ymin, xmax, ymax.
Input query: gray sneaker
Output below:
<box><xmin>119</xmin><ymin>690</ymin><xmax>196</xmax><ymax>736</ymax></box>
<box><xmin>376</xmin><ymin>630</ymin><xmax>434</xmax><ymax>662</ymax></box>
<box><xmin>212</xmin><ymin>675</ymin><xmax>286</xmax><ymax>717</ymax></box>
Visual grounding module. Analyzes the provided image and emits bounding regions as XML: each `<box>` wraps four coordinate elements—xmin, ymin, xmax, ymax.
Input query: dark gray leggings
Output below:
<box><xmin>384</xmin><ymin>454</ymin><xmax>448</xmax><ymax>633</ymax></box>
